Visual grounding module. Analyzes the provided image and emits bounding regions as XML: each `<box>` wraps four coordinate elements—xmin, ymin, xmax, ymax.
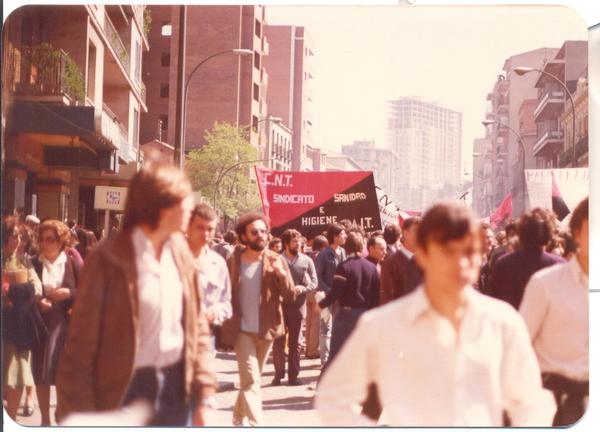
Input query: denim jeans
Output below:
<box><xmin>121</xmin><ymin>360</ymin><xmax>189</xmax><ymax>426</ymax></box>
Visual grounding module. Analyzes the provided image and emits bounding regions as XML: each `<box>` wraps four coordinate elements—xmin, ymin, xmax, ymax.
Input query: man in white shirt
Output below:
<box><xmin>315</xmin><ymin>202</ymin><xmax>555</xmax><ymax>427</ymax></box>
<box><xmin>520</xmin><ymin>197</ymin><xmax>589</xmax><ymax>426</ymax></box>
<box><xmin>187</xmin><ymin>203</ymin><xmax>232</xmax><ymax>353</ymax></box>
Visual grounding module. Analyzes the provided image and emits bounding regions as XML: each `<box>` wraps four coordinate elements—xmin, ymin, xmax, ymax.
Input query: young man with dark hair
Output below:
<box><xmin>268</xmin><ymin>237</ymin><xmax>282</xmax><ymax>253</ymax></box>
<box><xmin>272</xmin><ymin>229</ymin><xmax>317</xmax><ymax>386</ymax></box>
<box><xmin>382</xmin><ymin>224</ymin><xmax>401</xmax><ymax>257</ymax></box>
<box><xmin>490</xmin><ymin>208</ymin><xmax>564</xmax><ymax>309</ymax></box>
<box><xmin>519</xmin><ymin>198</ymin><xmax>589</xmax><ymax>426</ymax></box>
<box><xmin>315</xmin><ymin>223</ymin><xmax>347</xmax><ymax>367</ymax></box>
<box><xmin>187</xmin><ymin>203</ymin><xmax>232</xmax><ymax>355</ymax></box>
<box><xmin>224</xmin><ymin>212</ymin><xmax>300</xmax><ymax>425</ymax></box>
<box><xmin>315</xmin><ymin>202</ymin><xmax>554</xmax><ymax>426</ymax></box>
<box><xmin>379</xmin><ymin>217</ymin><xmax>422</xmax><ymax>305</ymax></box>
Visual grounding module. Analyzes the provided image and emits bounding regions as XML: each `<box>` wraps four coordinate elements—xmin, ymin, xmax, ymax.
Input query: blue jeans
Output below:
<box><xmin>329</xmin><ymin>307</ymin><xmax>367</xmax><ymax>364</ymax></box>
<box><xmin>122</xmin><ymin>360</ymin><xmax>189</xmax><ymax>426</ymax></box>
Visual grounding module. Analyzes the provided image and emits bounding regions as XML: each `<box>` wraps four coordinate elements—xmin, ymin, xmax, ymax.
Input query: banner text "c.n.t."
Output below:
<box><xmin>264</xmin><ymin>173</ymin><xmax>293</xmax><ymax>187</ymax></box>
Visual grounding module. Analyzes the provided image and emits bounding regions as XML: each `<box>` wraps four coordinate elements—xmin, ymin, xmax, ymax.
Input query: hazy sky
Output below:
<box><xmin>267</xmin><ymin>5</ymin><xmax>588</xmax><ymax>179</ymax></box>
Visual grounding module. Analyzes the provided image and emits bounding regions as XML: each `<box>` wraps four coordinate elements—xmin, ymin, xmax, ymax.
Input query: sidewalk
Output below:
<box><xmin>10</xmin><ymin>350</ymin><xmax>323</xmax><ymax>427</ymax></box>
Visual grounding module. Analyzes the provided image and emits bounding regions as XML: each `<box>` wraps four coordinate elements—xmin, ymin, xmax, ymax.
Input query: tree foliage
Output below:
<box><xmin>185</xmin><ymin>122</ymin><xmax>262</xmax><ymax>219</ymax></box>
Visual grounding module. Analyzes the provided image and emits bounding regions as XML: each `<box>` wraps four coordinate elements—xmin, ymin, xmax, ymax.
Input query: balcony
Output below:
<box><xmin>559</xmin><ymin>136</ymin><xmax>589</xmax><ymax>167</ymax></box>
<box><xmin>533</xmin><ymin>129</ymin><xmax>563</xmax><ymax>158</ymax></box>
<box><xmin>534</xmin><ymin>90</ymin><xmax>564</xmax><ymax>122</ymax></box>
<box><xmin>5</xmin><ymin>44</ymin><xmax>85</xmax><ymax>104</ymax></box>
<box><xmin>103</xmin><ymin>12</ymin><xmax>130</xmax><ymax>76</ymax></box>
<box><xmin>101</xmin><ymin>104</ymin><xmax>128</xmax><ymax>155</ymax></box>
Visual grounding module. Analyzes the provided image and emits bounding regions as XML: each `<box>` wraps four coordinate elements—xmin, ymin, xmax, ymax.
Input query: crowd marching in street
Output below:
<box><xmin>2</xmin><ymin>161</ymin><xmax>589</xmax><ymax>427</ymax></box>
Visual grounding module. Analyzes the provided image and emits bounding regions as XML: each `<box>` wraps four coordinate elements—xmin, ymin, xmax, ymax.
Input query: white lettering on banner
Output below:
<box><xmin>263</xmin><ymin>172</ymin><xmax>294</xmax><ymax>188</ymax></box>
<box><xmin>273</xmin><ymin>194</ymin><xmax>315</xmax><ymax>204</ymax></box>
<box><xmin>333</xmin><ymin>193</ymin><xmax>367</xmax><ymax>203</ymax></box>
<box><xmin>351</xmin><ymin>217</ymin><xmax>374</xmax><ymax>229</ymax></box>
<box><xmin>301</xmin><ymin>216</ymin><xmax>339</xmax><ymax>226</ymax></box>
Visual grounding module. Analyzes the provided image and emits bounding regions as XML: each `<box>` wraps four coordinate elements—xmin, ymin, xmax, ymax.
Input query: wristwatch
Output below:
<box><xmin>199</xmin><ymin>395</ymin><xmax>219</xmax><ymax>410</ymax></box>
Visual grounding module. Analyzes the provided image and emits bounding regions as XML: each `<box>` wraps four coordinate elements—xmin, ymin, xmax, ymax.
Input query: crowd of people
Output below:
<box><xmin>2</xmin><ymin>161</ymin><xmax>589</xmax><ymax>427</ymax></box>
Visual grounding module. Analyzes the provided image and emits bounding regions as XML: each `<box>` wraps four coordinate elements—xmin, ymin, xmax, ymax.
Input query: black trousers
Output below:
<box><xmin>272</xmin><ymin>304</ymin><xmax>303</xmax><ymax>381</ymax></box>
<box><xmin>542</xmin><ymin>372</ymin><xmax>588</xmax><ymax>426</ymax></box>
<box><xmin>122</xmin><ymin>360</ymin><xmax>189</xmax><ymax>426</ymax></box>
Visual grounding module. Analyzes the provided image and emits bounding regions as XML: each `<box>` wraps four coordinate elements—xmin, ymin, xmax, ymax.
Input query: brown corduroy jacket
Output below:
<box><xmin>56</xmin><ymin>230</ymin><xmax>216</xmax><ymax>421</ymax></box>
<box><xmin>223</xmin><ymin>247</ymin><xmax>296</xmax><ymax>343</ymax></box>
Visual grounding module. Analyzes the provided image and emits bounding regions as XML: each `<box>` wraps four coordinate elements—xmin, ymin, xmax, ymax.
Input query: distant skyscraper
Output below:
<box><xmin>386</xmin><ymin>97</ymin><xmax>462</xmax><ymax>211</ymax></box>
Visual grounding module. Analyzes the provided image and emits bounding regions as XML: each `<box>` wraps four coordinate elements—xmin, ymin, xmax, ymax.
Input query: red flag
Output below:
<box><xmin>490</xmin><ymin>193</ymin><xmax>512</xmax><ymax>228</ymax></box>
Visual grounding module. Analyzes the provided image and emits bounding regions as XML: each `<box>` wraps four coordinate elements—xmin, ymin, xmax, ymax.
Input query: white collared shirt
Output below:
<box><xmin>519</xmin><ymin>257</ymin><xmax>588</xmax><ymax>381</ymax></box>
<box><xmin>315</xmin><ymin>286</ymin><xmax>555</xmax><ymax>427</ymax></box>
<box><xmin>41</xmin><ymin>251</ymin><xmax>67</xmax><ymax>295</ymax></box>
<box><xmin>194</xmin><ymin>246</ymin><xmax>232</xmax><ymax>326</ymax></box>
<box><xmin>132</xmin><ymin>227</ymin><xmax>184</xmax><ymax>369</ymax></box>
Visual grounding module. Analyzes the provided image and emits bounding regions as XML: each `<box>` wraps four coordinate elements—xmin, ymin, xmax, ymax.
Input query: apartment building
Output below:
<box><xmin>140</xmin><ymin>5</ymin><xmax>268</xmax><ymax>153</ymax></box>
<box><xmin>2</xmin><ymin>5</ymin><xmax>148</xmax><ymax>229</ymax></box>
<box><xmin>263</xmin><ymin>25</ymin><xmax>315</xmax><ymax>170</ymax></box>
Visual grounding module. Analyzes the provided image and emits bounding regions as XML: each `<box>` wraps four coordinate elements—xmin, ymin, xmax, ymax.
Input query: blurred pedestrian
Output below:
<box><xmin>2</xmin><ymin>217</ymin><xmax>43</xmax><ymax>421</ymax></box>
<box><xmin>223</xmin><ymin>213</ymin><xmax>299</xmax><ymax>425</ymax></box>
<box><xmin>305</xmin><ymin>235</ymin><xmax>328</xmax><ymax>360</ymax></box>
<box><xmin>56</xmin><ymin>163</ymin><xmax>216</xmax><ymax>426</ymax></box>
<box><xmin>318</xmin><ymin>231</ymin><xmax>379</xmax><ymax>367</ymax></box>
<box><xmin>315</xmin><ymin>202</ymin><xmax>555</xmax><ymax>426</ymax></box>
<box><xmin>365</xmin><ymin>235</ymin><xmax>386</xmax><ymax>270</ymax></box>
<box><xmin>315</xmin><ymin>224</ymin><xmax>347</xmax><ymax>367</ymax></box>
<box><xmin>272</xmin><ymin>229</ymin><xmax>317</xmax><ymax>386</ymax></box>
<box><xmin>520</xmin><ymin>198</ymin><xmax>589</xmax><ymax>426</ymax></box>
<box><xmin>31</xmin><ymin>220</ymin><xmax>81</xmax><ymax>426</ymax></box>
<box><xmin>268</xmin><ymin>237</ymin><xmax>282</xmax><ymax>253</ymax></box>
<box><xmin>212</xmin><ymin>230</ymin><xmax>238</xmax><ymax>261</ymax></box>
<box><xmin>382</xmin><ymin>224</ymin><xmax>400</xmax><ymax>257</ymax></box>
<box><xmin>476</xmin><ymin>222</ymin><xmax>496</xmax><ymax>294</ymax></box>
<box><xmin>379</xmin><ymin>217</ymin><xmax>422</xmax><ymax>305</ymax></box>
<box><xmin>187</xmin><ymin>203</ymin><xmax>232</xmax><ymax>356</ymax></box>
<box><xmin>490</xmin><ymin>208</ymin><xmax>564</xmax><ymax>309</ymax></box>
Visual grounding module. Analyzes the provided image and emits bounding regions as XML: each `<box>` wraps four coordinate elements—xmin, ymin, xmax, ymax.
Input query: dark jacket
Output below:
<box><xmin>32</xmin><ymin>253</ymin><xmax>80</xmax><ymax>318</ymax></box>
<box><xmin>3</xmin><ymin>282</ymin><xmax>45</xmax><ymax>352</ymax></box>
<box><xmin>224</xmin><ymin>247</ymin><xmax>297</xmax><ymax>342</ymax></box>
<box><xmin>315</xmin><ymin>246</ymin><xmax>346</xmax><ymax>294</ymax></box>
<box><xmin>489</xmin><ymin>248</ymin><xmax>564</xmax><ymax>309</ymax></box>
<box><xmin>56</xmin><ymin>231</ymin><xmax>216</xmax><ymax>420</ymax></box>
<box><xmin>318</xmin><ymin>256</ymin><xmax>379</xmax><ymax>310</ymax></box>
<box><xmin>379</xmin><ymin>248</ymin><xmax>422</xmax><ymax>305</ymax></box>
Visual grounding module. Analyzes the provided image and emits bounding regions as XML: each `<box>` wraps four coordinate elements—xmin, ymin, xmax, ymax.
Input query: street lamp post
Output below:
<box><xmin>513</xmin><ymin>66</ymin><xmax>577</xmax><ymax>168</ymax></box>
<box><xmin>212</xmin><ymin>158</ymin><xmax>274</xmax><ymax>211</ymax></box>
<box><xmin>174</xmin><ymin>48</ymin><xmax>254</xmax><ymax>169</ymax></box>
<box><xmin>482</xmin><ymin>119</ymin><xmax>527</xmax><ymax>213</ymax></box>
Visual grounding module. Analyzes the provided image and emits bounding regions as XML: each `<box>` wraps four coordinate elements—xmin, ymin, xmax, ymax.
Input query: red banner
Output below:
<box><xmin>490</xmin><ymin>193</ymin><xmax>512</xmax><ymax>228</ymax></box>
<box><xmin>255</xmin><ymin>167</ymin><xmax>382</xmax><ymax>238</ymax></box>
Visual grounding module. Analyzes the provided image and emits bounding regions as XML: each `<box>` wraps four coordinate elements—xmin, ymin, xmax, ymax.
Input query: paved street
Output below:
<box><xmin>11</xmin><ymin>350</ymin><xmax>322</xmax><ymax>427</ymax></box>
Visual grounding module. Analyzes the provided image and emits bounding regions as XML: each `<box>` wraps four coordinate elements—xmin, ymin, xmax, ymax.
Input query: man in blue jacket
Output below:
<box><xmin>315</xmin><ymin>223</ymin><xmax>347</xmax><ymax>367</ymax></box>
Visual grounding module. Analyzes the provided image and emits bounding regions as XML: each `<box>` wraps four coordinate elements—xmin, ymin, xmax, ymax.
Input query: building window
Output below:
<box><xmin>254</xmin><ymin>51</ymin><xmax>260</xmax><ymax>70</ymax></box>
<box><xmin>160</xmin><ymin>83</ymin><xmax>169</xmax><ymax>98</ymax></box>
<box><xmin>161</xmin><ymin>22</ymin><xmax>172</xmax><ymax>37</ymax></box>
<box><xmin>159</xmin><ymin>114</ymin><xmax>168</xmax><ymax>131</ymax></box>
<box><xmin>161</xmin><ymin>53</ymin><xmax>170</xmax><ymax>67</ymax></box>
<box><xmin>255</xmin><ymin>19</ymin><xmax>261</xmax><ymax>38</ymax></box>
<box><xmin>252</xmin><ymin>115</ymin><xmax>259</xmax><ymax>133</ymax></box>
<box><xmin>253</xmin><ymin>83</ymin><xmax>259</xmax><ymax>102</ymax></box>
<box><xmin>134</xmin><ymin>41</ymin><xmax>142</xmax><ymax>81</ymax></box>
